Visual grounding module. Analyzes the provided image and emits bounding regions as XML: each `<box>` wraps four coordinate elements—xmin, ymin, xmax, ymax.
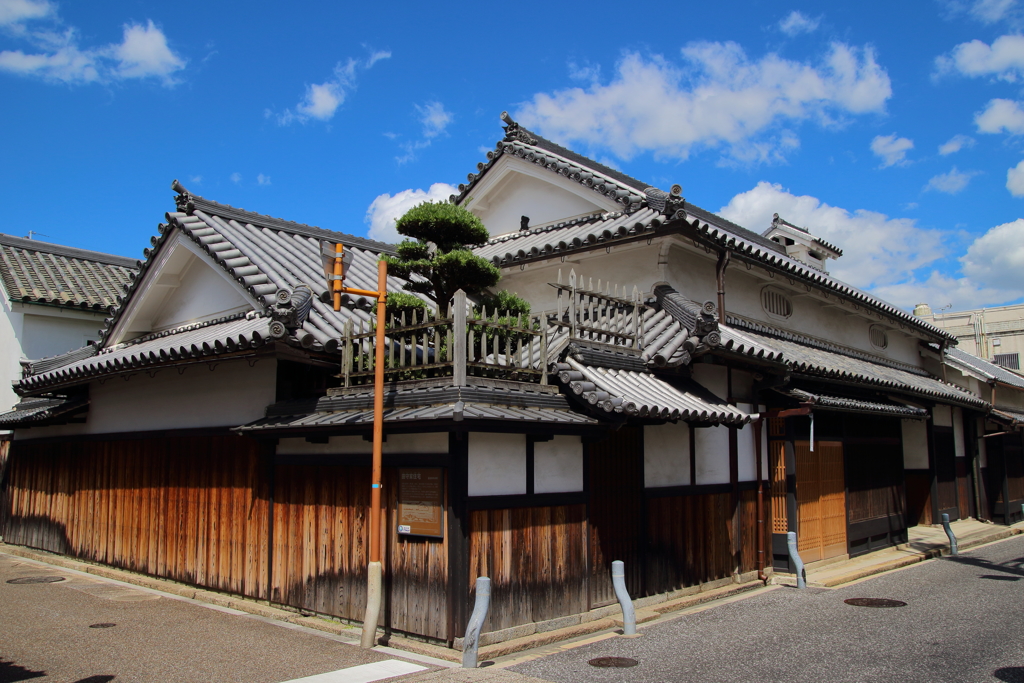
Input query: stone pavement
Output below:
<box><xmin>775</xmin><ymin>517</ymin><xmax>1024</xmax><ymax>588</ymax></box>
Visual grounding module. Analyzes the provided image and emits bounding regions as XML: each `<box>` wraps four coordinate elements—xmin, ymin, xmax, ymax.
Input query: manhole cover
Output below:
<box><xmin>7</xmin><ymin>576</ymin><xmax>65</xmax><ymax>584</ymax></box>
<box><xmin>844</xmin><ymin>598</ymin><xmax>906</xmax><ymax>608</ymax></box>
<box><xmin>588</xmin><ymin>657</ymin><xmax>638</xmax><ymax>668</ymax></box>
<box><xmin>89</xmin><ymin>623</ymin><xmax>116</xmax><ymax>629</ymax></box>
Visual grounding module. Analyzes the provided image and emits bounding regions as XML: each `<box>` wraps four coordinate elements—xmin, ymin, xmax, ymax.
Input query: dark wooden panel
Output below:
<box><xmin>905</xmin><ymin>470</ymin><xmax>932</xmax><ymax>527</ymax></box>
<box><xmin>2</xmin><ymin>436</ymin><xmax>269</xmax><ymax>599</ymax></box>
<box><xmin>845</xmin><ymin>441</ymin><xmax>905</xmax><ymax>524</ymax></box>
<box><xmin>468</xmin><ymin>504</ymin><xmax>587</xmax><ymax>633</ymax></box>
<box><xmin>933</xmin><ymin>428</ymin><xmax>958</xmax><ymax>518</ymax></box>
<box><xmin>588</xmin><ymin>426</ymin><xmax>644</xmax><ymax>608</ymax></box>
<box><xmin>956</xmin><ymin>458</ymin><xmax>973</xmax><ymax>521</ymax></box>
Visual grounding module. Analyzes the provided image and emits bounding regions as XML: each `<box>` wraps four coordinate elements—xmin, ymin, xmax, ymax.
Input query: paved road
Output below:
<box><xmin>0</xmin><ymin>552</ymin><xmax>439</xmax><ymax>683</ymax></box>
<box><xmin>510</xmin><ymin>536</ymin><xmax>1024</xmax><ymax>683</ymax></box>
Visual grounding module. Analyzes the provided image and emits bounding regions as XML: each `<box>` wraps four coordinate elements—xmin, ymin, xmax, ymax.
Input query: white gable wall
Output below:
<box><xmin>644</xmin><ymin>422</ymin><xmax>690</xmax><ymax>487</ymax></box>
<box><xmin>13</xmin><ymin>358</ymin><xmax>276</xmax><ymax>439</ymax></box>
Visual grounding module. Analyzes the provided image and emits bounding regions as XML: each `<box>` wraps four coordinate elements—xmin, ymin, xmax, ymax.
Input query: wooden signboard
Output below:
<box><xmin>397</xmin><ymin>468</ymin><xmax>444</xmax><ymax>538</ymax></box>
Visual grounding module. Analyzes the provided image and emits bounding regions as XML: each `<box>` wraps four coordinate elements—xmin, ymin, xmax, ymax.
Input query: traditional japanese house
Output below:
<box><xmin>0</xmin><ymin>113</ymin><xmax>993</xmax><ymax>648</ymax></box>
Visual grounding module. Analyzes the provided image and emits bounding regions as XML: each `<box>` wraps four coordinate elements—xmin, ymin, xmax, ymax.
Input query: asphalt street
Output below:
<box><xmin>510</xmin><ymin>535</ymin><xmax>1024</xmax><ymax>683</ymax></box>
<box><xmin>0</xmin><ymin>553</ymin><xmax>439</xmax><ymax>683</ymax></box>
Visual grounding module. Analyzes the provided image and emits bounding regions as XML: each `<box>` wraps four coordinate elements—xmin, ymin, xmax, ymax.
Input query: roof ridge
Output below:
<box><xmin>0</xmin><ymin>234</ymin><xmax>139</xmax><ymax>268</ymax></box>
<box><xmin>172</xmin><ymin>183</ymin><xmax>398</xmax><ymax>255</ymax></box>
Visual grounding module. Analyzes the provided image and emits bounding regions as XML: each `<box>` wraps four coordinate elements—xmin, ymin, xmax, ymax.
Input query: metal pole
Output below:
<box><xmin>360</xmin><ymin>259</ymin><xmax>388</xmax><ymax>649</ymax></box>
<box><xmin>462</xmin><ymin>577</ymin><xmax>491</xmax><ymax>668</ymax></box>
<box><xmin>941</xmin><ymin>513</ymin><xmax>958</xmax><ymax>556</ymax></box>
<box><xmin>786</xmin><ymin>532</ymin><xmax>806</xmax><ymax>589</ymax></box>
<box><xmin>611</xmin><ymin>560</ymin><xmax>636</xmax><ymax>635</ymax></box>
<box><xmin>333</xmin><ymin>242</ymin><xmax>344</xmax><ymax>311</ymax></box>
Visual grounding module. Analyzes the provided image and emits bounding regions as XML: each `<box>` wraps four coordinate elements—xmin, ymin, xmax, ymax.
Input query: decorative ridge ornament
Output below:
<box><xmin>500</xmin><ymin>111</ymin><xmax>537</xmax><ymax>145</ymax></box>
<box><xmin>171</xmin><ymin>179</ymin><xmax>195</xmax><ymax>214</ymax></box>
<box><xmin>643</xmin><ymin>184</ymin><xmax>685</xmax><ymax>218</ymax></box>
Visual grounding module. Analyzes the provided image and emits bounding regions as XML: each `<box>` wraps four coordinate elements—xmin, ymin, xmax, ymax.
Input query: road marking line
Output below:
<box><xmin>277</xmin><ymin>659</ymin><xmax>426</xmax><ymax>683</ymax></box>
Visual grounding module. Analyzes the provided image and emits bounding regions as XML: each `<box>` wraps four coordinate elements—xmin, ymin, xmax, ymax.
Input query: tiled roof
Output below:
<box><xmin>0</xmin><ymin>395</ymin><xmax>88</xmax><ymax>427</ymax></box>
<box><xmin>462</xmin><ymin>115</ymin><xmax>951</xmax><ymax>344</ymax></box>
<box><xmin>96</xmin><ymin>185</ymin><xmax>413</xmax><ymax>352</ymax></box>
<box><xmin>990</xmin><ymin>407</ymin><xmax>1024</xmax><ymax>427</ymax></box>
<box><xmin>782</xmin><ymin>388</ymin><xmax>928</xmax><ymax>419</ymax></box>
<box><xmin>946</xmin><ymin>347</ymin><xmax>1024</xmax><ymax>390</ymax></box>
<box><xmin>237</xmin><ymin>381</ymin><xmax>600</xmax><ymax>432</ymax></box>
<box><xmin>17</xmin><ymin>314</ymin><xmax>271</xmax><ymax>393</ymax></box>
<box><xmin>716</xmin><ymin>324</ymin><xmax>784</xmax><ymax>363</ymax></box>
<box><xmin>555</xmin><ymin>358</ymin><xmax>751</xmax><ymax>425</ymax></box>
<box><xmin>728</xmin><ymin>320</ymin><xmax>986</xmax><ymax>409</ymax></box>
<box><xmin>0</xmin><ymin>233</ymin><xmax>137</xmax><ymax>310</ymax></box>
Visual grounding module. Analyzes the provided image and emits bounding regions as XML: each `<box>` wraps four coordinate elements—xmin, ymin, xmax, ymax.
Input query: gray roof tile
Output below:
<box><xmin>946</xmin><ymin>347</ymin><xmax>1024</xmax><ymax>390</ymax></box>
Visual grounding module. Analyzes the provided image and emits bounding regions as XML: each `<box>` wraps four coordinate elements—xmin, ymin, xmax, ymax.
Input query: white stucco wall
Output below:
<box><xmin>953</xmin><ymin>407</ymin><xmax>965</xmax><ymax>458</ymax></box>
<box><xmin>644</xmin><ymin>422</ymin><xmax>690</xmax><ymax>487</ymax></box>
<box><xmin>468</xmin><ymin>432</ymin><xmax>526</xmax><ymax>496</ymax></box>
<box><xmin>902</xmin><ymin>419</ymin><xmax>930</xmax><ymax>469</ymax></box>
<box><xmin>534</xmin><ymin>435</ymin><xmax>583</xmax><ymax>493</ymax></box>
<box><xmin>933</xmin><ymin>404</ymin><xmax>953</xmax><ymax>427</ymax></box>
<box><xmin>691</xmin><ymin>363</ymin><xmax>728</xmax><ymax>399</ymax></box>
<box><xmin>15</xmin><ymin>358</ymin><xmax>277</xmax><ymax>439</ymax></box>
<box><xmin>277</xmin><ymin>432</ymin><xmax>448</xmax><ymax>455</ymax></box>
<box><xmin>0</xmin><ymin>297</ymin><xmax>24</xmax><ymax>415</ymax></box>
<box><xmin>736</xmin><ymin>405</ymin><xmax>757</xmax><ymax>481</ymax></box>
<box><xmin>695</xmin><ymin>426</ymin><xmax>731</xmax><ymax>484</ymax></box>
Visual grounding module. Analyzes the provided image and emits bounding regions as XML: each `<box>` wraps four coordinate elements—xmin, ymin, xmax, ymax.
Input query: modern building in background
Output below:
<box><xmin>915</xmin><ymin>301</ymin><xmax>1024</xmax><ymax>372</ymax></box>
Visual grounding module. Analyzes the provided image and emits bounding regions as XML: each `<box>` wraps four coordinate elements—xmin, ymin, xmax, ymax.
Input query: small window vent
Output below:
<box><xmin>994</xmin><ymin>353</ymin><xmax>1020</xmax><ymax>370</ymax></box>
<box><xmin>869</xmin><ymin>325</ymin><xmax>888</xmax><ymax>350</ymax></box>
<box><xmin>761</xmin><ymin>287</ymin><xmax>792</xmax><ymax>319</ymax></box>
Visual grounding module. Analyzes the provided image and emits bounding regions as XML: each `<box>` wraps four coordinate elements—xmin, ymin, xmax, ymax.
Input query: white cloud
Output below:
<box><xmin>778</xmin><ymin>11</ymin><xmax>821</xmax><ymax>36</ymax></box>
<box><xmin>515</xmin><ymin>42</ymin><xmax>891</xmax><ymax>164</ymax></box>
<box><xmin>0</xmin><ymin>11</ymin><xmax>184</xmax><ymax>85</ymax></box>
<box><xmin>276</xmin><ymin>51</ymin><xmax>388</xmax><ymax>125</ymax></box>
<box><xmin>0</xmin><ymin>0</ymin><xmax>51</xmax><ymax>26</ymax></box>
<box><xmin>939</xmin><ymin>134</ymin><xmax>975</xmax><ymax>154</ymax></box>
<box><xmin>925</xmin><ymin>167</ymin><xmax>979</xmax><ymax>194</ymax></box>
<box><xmin>114</xmin><ymin>21</ymin><xmax>185</xmax><ymax>84</ymax></box>
<box><xmin>230</xmin><ymin>172</ymin><xmax>241</xmax><ymax>184</ymax></box>
<box><xmin>719</xmin><ymin>182</ymin><xmax>944</xmax><ymax>294</ymax></box>
<box><xmin>257</xmin><ymin>173</ymin><xmax>271</xmax><ymax>186</ymax></box>
<box><xmin>364</xmin><ymin>183</ymin><xmax>458</xmax><ymax>243</ymax></box>
<box><xmin>935</xmin><ymin>34</ymin><xmax>1024</xmax><ymax>81</ymax></box>
<box><xmin>1007</xmin><ymin>159</ymin><xmax>1024</xmax><ymax>195</ymax></box>
<box><xmin>975</xmin><ymin>97</ymin><xmax>1024</xmax><ymax>133</ymax></box>
<box><xmin>970</xmin><ymin>0</ymin><xmax>1018</xmax><ymax>22</ymax></box>
<box><xmin>417</xmin><ymin>101</ymin><xmax>452</xmax><ymax>139</ymax></box>
<box><xmin>720</xmin><ymin>181</ymin><xmax>1024</xmax><ymax>309</ymax></box>
<box><xmin>189</xmin><ymin>175</ymin><xmax>202</xmax><ymax>184</ymax></box>
<box><xmin>870</xmin><ymin>133</ymin><xmax>913</xmax><ymax>167</ymax></box>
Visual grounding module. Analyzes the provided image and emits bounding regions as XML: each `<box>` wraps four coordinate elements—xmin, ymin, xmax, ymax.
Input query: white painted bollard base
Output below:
<box><xmin>360</xmin><ymin>561</ymin><xmax>383</xmax><ymax>649</ymax></box>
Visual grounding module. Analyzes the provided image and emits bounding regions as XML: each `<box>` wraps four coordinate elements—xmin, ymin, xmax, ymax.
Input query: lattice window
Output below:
<box><xmin>869</xmin><ymin>325</ymin><xmax>888</xmax><ymax>350</ymax></box>
<box><xmin>769</xmin><ymin>417</ymin><xmax>786</xmax><ymax>437</ymax></box>
<box><xmin>770</xmin><ymin>441</ymin><xmax>788</xmax><ymax>533</ymax></box>
<box><xmin>761</xmin><ymin>287</ymin><xmax>792</xmax><ymax>319</ymax></box>
<box><xmin>994</xmin><ymin>352</ymin><xmax>1020</xmax><ymax>370</ymax></box>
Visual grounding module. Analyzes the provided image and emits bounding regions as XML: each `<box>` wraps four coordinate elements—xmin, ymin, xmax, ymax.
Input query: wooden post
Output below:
<box><xmin>453</xmin><ymin>290</ymin><xmax>467</xmax><ymax>387</ymax></box>
<box><xmin>539</xmin><ymin>326</ymin><xmax>548</xmax><ymax>385</ymax></box>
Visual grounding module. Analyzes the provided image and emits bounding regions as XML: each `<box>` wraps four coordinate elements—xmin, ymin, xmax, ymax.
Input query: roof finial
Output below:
<box><xmin>171</xmin><ymin>179</ymin><xmax>194</xmax><ymax>213</ymax></box>
<box><xmin>501</xmin><ymin>110</ymin><xmax>536</xmax><ymax>145</ymax></box>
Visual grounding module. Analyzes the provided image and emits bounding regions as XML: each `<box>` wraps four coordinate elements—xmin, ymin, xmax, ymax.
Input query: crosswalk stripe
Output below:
<box><xmin>277</xmin><ymin>659</ymin><xmax>427</xmax><ymax>683</ymax></box>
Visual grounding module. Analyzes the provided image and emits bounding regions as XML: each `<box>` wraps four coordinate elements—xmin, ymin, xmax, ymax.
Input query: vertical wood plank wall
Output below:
<box><xmin>2</xmin><ymin>436</ymin><xmax>269</xmax><ymax>598</ymax></box>
<box><xmin>468</xmin><ymin>505</ymin><xmax>587</xmax><ymax>633</ymax></box>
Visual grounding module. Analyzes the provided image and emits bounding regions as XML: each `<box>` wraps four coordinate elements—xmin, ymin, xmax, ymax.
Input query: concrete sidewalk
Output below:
<box><xmin>775</xmin><ymin>518</ymin><xmax>1024</xmax><ymax>588</ymax></box>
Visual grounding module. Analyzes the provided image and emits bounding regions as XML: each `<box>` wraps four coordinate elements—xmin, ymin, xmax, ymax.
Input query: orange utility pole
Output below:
<box><xmin>324</xmin><ymin>242</ymin><xmax>387</xmax><ymax>649</ymax></box>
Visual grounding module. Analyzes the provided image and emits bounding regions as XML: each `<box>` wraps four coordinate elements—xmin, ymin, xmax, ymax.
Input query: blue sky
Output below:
<box><xmin>4</xmin><ymin>0</ymin><xmax>1024</xmax><ymax>312</ymax></box>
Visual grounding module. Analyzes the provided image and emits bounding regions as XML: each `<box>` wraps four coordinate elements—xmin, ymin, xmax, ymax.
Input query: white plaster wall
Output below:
<box><xmin>902</xmin><ymin>419</ymin><xmax>929</xmax><ymax>469</ymax></box>
<box><xmin>731</xmin><ymin>370</ymin><xmax>755</xmax><ymax>403</ymax></box>
<box><xmin>472</xmin><ymin>170</ymin><xmax>608</xmax><ymax>237</ymax></box>
<box><xmin>21</xmin><ymin>313</ymin><xmax>101</xmax><ymax>360</ymax></box>
<box><xmin>953</xmin><ymin>407</ymin><xmax>965</xmax><ymax>458</ymax></box>
<box><xmin>644</xmin><ymin>422</ymin><xmax>690</xmax><ymax>488</ymax></box>
<box><xmin>277</xmin><ymin>432</ymin><xmax>448</xmax><ymax>455</ymax></box>
<box><xmin>150</xmin><ymin>255</ymin><xmax>252</xmax><ymax>332</ymax></box>
<box><xmin>736</xmin><ymin>404</ymin><xmax>757</xmax><ymax>481</ymax></box>
<box><xmin>694</xmin><ymin>426</ymin><xmax>731</xmax><ymax>484</ymax></box>
<box><xmin>933</xmin><ymin>404</ymin><xmax>953</xmax><ymax>427</ymax></box>
<box><xmin>0</xmin><ymin>298</ymin><xmax>24</xmax><ymax>415</ymax></box>
<box><xmin>664</xmin><ymin>243</ymin><xmax>719</xmax><ymax>305</ymax></box>
<box><xmin>15</xmin><ymin>359</ymin><xmax>277</xmax><ymax>438</ymax></box>
<box><xmin>759</xmin><ymin>409</ymin><xmax>769</xmax><ymax>476</ymax></box>
<box><xmin>534</xmin><ymin>435</ymin><xmax>584</xmax><ymax>493</ymax></box>
<box><xmin>691</xmin><ymin>363</ymin><xmax>728</xmax><ymax>399</ymax></box>
<box><xmin>468</xmin><ymin>432</ymin><xmax>526</xmax><ymax>496</ymax></box>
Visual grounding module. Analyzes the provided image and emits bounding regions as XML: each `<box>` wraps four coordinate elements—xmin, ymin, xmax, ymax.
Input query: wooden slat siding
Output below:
<box><xmin>956</xmin><ymin>459</ymin><xmax>972</xmax><ymax>521</ymax></box>
<box><xmin>795</xmin><ymin>441</ymin><xmax>846</xmax><ymax>563</ymax></box>
<box><xmin>933</xmin><ymin>428</ymin><xmax>959</xmax><ymax>518</ymax></box>
<box><xmin>818</xmin><ymin>442</ymin><xmax>846</xmax><ymax>557</ymax></box>
<box><xmin>905</xmin><ymin>470</ymin><xmax>933</xmax><ymax>526</ymax></box>
<box><xmin>2</xmin><ymin>436</ymin><xmax>268</xmax><ymax>599</ymax></box>
<box><xmin>468</xmin><ymin>504</ymin><xmax>587</xmax><ymax>633</ymax></box>
<box><xmin>769</xmin><ymin>441</ymin><xmax>787</xmax><ymax>533</ymax></box>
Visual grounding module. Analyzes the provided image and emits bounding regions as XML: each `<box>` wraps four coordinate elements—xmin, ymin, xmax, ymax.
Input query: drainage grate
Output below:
<box><xmin>589</xmin><ymin>657</ymin><xmax>639</xmax><ymax>668</ymax></box>
<box><xmin>7</xmin><ymin>576</ymin><xmax>65</xmax><ymax>584</ymax></box>
<box><xmin>89</xmin><ymin>623</ymin><xmax>116</xmax><ymax>629</ymax></box>
<box><xmin>844</xmin><ymin>598</ymin><xmax>906</xmax><ymax>608</ymax></box>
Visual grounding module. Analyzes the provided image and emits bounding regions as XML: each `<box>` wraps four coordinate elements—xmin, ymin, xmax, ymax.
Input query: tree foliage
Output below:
<box><xmin>383</xmin><ymin>201</ymin><xmax>502</xmax><ymax>308</ymax></box>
